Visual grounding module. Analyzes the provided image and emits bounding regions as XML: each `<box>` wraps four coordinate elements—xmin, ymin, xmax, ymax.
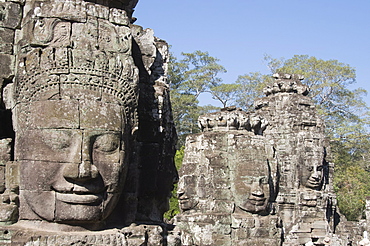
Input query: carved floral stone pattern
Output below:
<box><xmin>0</xmin><ymin>0</ymin><xmax>367</xmax><ymax>244</ymax></box>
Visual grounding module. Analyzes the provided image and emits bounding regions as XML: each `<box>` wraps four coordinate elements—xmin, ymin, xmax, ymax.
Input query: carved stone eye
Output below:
<box><xmin>93</xmin><ymin>134</ymin><xmax>120</xmax><ymax>153</ymax></box>
<box><xmin>259</xmin><ymin>177</ymin><xmax>268</xmax><ymax>184</ymax></box>
<box><xmin>42</xmin><ymin>130</ymin><xmax>71</xmax><ymax>150</ymax></box>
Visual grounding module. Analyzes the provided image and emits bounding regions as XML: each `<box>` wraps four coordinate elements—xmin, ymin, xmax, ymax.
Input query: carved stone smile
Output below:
<box><xmin>248</xmin><ymin>197</ymin><xmax>266</xmax><ymax>206</ymax></box>
<box><xmin>56</xmin><ymin>192</ymin><xmax>102</xmax><ymax>204</ymax></box>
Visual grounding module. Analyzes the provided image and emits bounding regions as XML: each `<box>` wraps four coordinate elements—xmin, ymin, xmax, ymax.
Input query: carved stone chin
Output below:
<box><xmin>239</xmin><ymin>190</ymin><xmax>269</xmax><ymax>214</ymax></box>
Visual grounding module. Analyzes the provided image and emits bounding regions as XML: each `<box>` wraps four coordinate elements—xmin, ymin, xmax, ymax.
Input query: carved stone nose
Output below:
<box><xmin>63</xmin><ymin>161</ymin><xmax>98</xmax><ymax>180</ymax></box>
<box><xmin>311</xmin><ymin>170</ymin><xmax>320</xmax><ymax>179</ymax></box>
<box><xmin>177</xmin><ymin>187</ymin><xmax>187</xmax><ymax>199</ymax></box>
<box><xmin>79</xmin><ymin>161</ymin><xmax>98</xmax><ymax>179</ymax></box>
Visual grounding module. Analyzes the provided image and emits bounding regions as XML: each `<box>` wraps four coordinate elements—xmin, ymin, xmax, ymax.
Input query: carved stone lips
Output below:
<box><xmin>56</xmin><ymin>192</ymin><xmax>102</xmax><ymax>204</ymax></box>
<box><xmin>52</xmin><ymin>184</ymin><xmax>105</xmax><ymax>204</ymax></box>
<box><xmin>307</xmin><ymin>178</ymin><xmax>320</xmax><ymax>187</ymax></box>
<box><xmin>248</xmin><ymin>196</ymin><xmax>266</xmax><ymax>206</ymax></box>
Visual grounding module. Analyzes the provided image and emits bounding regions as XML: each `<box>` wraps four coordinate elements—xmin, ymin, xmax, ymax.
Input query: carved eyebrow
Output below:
<box><xmin>41</xmin><ymin>130</ymin><xmax>72</xmax><ymax>150</ymax></box>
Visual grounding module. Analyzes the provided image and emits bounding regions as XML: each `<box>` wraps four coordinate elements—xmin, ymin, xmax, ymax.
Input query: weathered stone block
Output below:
<box><xmin>0</xmin><ymin>28</ymin><xmax>14</xmax><ymax>54</ymax></box>
<box><xmin>19</xmin><ymin>190</ymin><xmax>55</xmax><ymax>220</ymax></box>
<box><xmin>0</xmin><ymin>54</ymin><xmax>14</xmax><ymax>79</ymax></box>
<box><xmin>312</xmin><ymin>220</ymin><xmax>327</xmax><ymax>229</ymax></box>
<box><xmin>0</xmin><ymin>139</ymin><xmax>11</xmax><ymax>163</ymax></box>
<box><xmin>0</xmin><ymin>203</ymin><xmax>17</xmax><ymax>223</ymax></box>
<box><xmin>55</xmin><ymin>199</ymin><xmax>102</xmax><ymax>221</ymax></box>
<box><xmin>86</xmin><ymin>3</ymin><xmax>109</xmax><ymax>19</ymax></box>
<box><xmin>212</xmin><ymin>200</ymin><xmax>234</xmax><ymax>213</ymax></box>
<box><xmin>15</xmin><ymin>130</ymin><xmax>82</xmax><ymax>163</ymax></box>
<box><xmin>18</xmin><ymin>160</ymin><xmax>62</xmax><ymax>191</ymax></box>
<box><xmin>80</xmin><ymin>100</ymin><xmax>122</xmax><ymax>131</ymax></box>
<box><xmin>0</xmin><ymin>2</ymin><xmax>21</xmax><ymax>29</ymax></box>
<box><xmin>312</xmin><ymin>228</ymin><xmax>327</xmax><ymax>237</ymax></box>
<box><xmin>232</xmin><ymin>228</ymin><xmax>251</xmax><ymax>240</ymax></box>
<box><xmin>5</xmin><ymin>161</ymin><xmax>18</xmax><ymax>193</ymax></box>
<box><xmin>211</xmin><ymin>234</ymin><xmax>232</xmax><ymax>246</ymax></box>
<box><xmin>35</xmin><ymin>0</ymin><xmax>87</xmax><ymax>22</ymax></box>
<box><xmin>0</xmin><ymin>166</ymin><xmax>4</xmax><ymax>194</ymax></box>
<box><xmin>29</xmin><ymin>100</ymin><xmax>79</xmax><ymax>129</ymax></box>
<box><xmin>109</xmin><ymin>8</ymin><xmax>130</xmax><ymax>26</ymax></box>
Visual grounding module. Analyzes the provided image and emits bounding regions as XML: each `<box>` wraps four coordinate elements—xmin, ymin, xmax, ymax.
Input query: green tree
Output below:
<box><xmin>163</xmin><ymin>146</ymin><xmax>185</xmax><ymax>221</ymax></box>
<box><xmin>169</xmin><ymin>51</ymin><xmax>226</xmax><ymax>146</ymax></box>
<box><xmin>210</xmin><ymin>83</ymin><xmax>241</xmax><ymax>108</ymax></box>
<box><xmin>234</xmin><ymin>72</ymin><xmax>272</xmax><ymax>110</ymax></box>
<box><xmin>176</xmin><ymin>50</ymin><xmax>226</xmax><ymax>99</ymax></box>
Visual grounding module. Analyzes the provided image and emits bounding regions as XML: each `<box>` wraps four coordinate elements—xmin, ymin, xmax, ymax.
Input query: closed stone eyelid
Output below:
<box><xmin>93</xmin><ymin>134</ymin><xmax>120</xmax><ymax>152</ymax></box>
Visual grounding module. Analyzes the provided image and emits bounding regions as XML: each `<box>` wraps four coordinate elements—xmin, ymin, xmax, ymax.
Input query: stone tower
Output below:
<box><xmin>175</xmin><ymin>74</ymin><xmax>348</xmax><ymax>245</ymax></box>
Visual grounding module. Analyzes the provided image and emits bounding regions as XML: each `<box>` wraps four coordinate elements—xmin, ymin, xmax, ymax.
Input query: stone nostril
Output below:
<box><xmin>311</xmin><ymin>172</ymin><xmax>320</xmax><ymax>179</ymax></box>
<box><xmin>251</xmin><ymin>190</ymin><xmax>264</xmax><ymax>197</ymax></box>
<box><xmin>177</xmin><ymin>192</ymin><xmax>186</xmax><ymax>199</ymax></box>
<box><xmin>90</xmin><ymin>164</ymin><xmax>99</xmax><ymax>179</ymax></box>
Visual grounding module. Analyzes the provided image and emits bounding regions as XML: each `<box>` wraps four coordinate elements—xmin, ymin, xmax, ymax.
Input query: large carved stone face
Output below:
<box><xmin>300</xmin><ymin>162</ymin><xmax>323</xmax><ymax>190</ymax></box>
<box><xmin>16</xmin><ymin>99</ymin><xmax>128</xmax><ymax>225</ymax></box>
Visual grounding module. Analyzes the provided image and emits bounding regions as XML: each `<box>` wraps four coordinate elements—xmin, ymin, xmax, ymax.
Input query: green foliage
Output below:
<box><xmin>163</xmin><ymin>147</ymin><xmax>185</xmax><ymax>221</ymax></box>
<box><xmin>210</xmin><ymin>83</ymin><xmax>241</xmax><ymax>108</ymax></box>
<box><xmin>173</xmin><ymin>50</ymin><xmax>227</xmax><ymax>99</ymax></box>
<box><xmin>169</xmin><ymin>50</ymin><xmax>225</xmax><ymax>146</ymax></box>
<box><xmin>334</xmin><ymin>164</ymin><xmax>370</xmax><ymax>221</ymax></box>
<box><xmin>234</xmin><ymin>72</ymin><xmax>272</xmax><ymax>110</ymax></box>
<box><xmin>332</xmin><ymin>131</ymin><xmax>370</xmax><ymax>220</ymax></box>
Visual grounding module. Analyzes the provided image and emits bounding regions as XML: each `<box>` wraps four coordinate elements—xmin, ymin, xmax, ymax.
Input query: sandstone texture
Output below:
<box><xmin>0</xmin><ymin>0</ymin><xmax>368</xmax><ymax>244</ymax></box>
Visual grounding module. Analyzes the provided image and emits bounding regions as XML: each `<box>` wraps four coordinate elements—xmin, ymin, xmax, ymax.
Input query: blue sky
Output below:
<box><xmin>134</xmin><ymin>1</ymin><xmax>370</xmax><ymax>107</ymax></box>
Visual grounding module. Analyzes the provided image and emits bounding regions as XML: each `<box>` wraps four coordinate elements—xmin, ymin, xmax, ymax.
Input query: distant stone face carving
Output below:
<box><xmin>300</xmin><ymin>162</ymin><xmax>323</xmax><ymax>190</ymax></box>
<box><xmin>16</xmin><ymin>98</ymin><xmax>129</xmax><ymax>225</ymax></box>
<box><xmin>236</xmin><ymin>172</ymin><xmax>270</xmax><ymax>214</ymax></box>
<box><xmin>231</xmin><ymin>136</ymin><xmax>272</xmax><ymax>214</ymax></box>
<box><xmin>177</xmin><ymin>175</ymin><xmax>199</xmax><ymax>211</ymax></box>
<box><xmin>298</xmin><ymin>138</ymin><xmax>326</xmax><ymax>191</ymax></box>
